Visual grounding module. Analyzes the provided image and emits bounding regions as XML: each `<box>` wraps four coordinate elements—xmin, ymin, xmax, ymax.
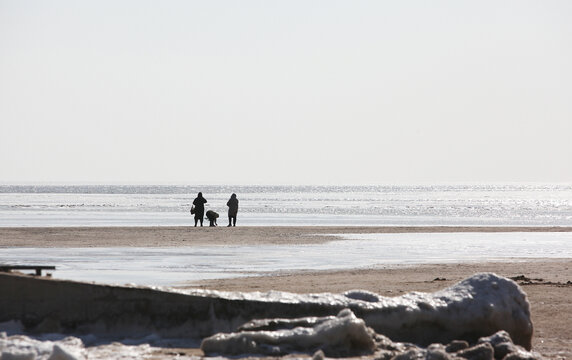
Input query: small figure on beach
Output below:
<box><xmin>226</xmin><ymin>193</ymin><xmax>239</xmax><ymax>227</ymax></box>
<box><xmin>206</xmin><ymin>210</ymin><xmax>219</xmax><ymax>227</ymax></box>
<box><xmin>192</xmin><ymin>192</ymin><xmax>208</xmax><ymax>227</ymax></box>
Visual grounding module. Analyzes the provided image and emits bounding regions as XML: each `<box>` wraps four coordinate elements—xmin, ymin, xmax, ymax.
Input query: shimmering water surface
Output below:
<box><xmin>1</xmin><ymin>184</ymin><xmax>572</xmax><ymax>226</ymax></box>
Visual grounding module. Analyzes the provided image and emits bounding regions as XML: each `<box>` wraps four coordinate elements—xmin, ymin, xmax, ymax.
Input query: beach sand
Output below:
<box><xmin>2</xmin><ymin>225</ymin><xmax>571</xmax><ymax>247</ymax></box>
<box><xmin>1</xmin><ymin>226</ymin><xmax>571</xmax><ymax>358</ymax></box>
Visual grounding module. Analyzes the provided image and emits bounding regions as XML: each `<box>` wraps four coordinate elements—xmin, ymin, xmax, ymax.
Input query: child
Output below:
<box><xmin>205</xmin><ymin>210</ymin><xmax>219</xmax><ymax>227</ymax></box>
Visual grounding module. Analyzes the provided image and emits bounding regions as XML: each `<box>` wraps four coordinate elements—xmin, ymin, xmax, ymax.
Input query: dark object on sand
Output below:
<box><xmin>0</xmin><ymin>265</ymin><xmax>55</xmax><ymax>276</ymax></box>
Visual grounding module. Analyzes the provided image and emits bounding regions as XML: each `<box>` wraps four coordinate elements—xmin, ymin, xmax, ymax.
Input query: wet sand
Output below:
<box><xmin>1</xmin><ymin>225</ymin><xmax>571</xmax><ymax>247</ymax></box>
<box><xmin>1</xmin><ymin>226</ymin><xmax>571</xmax><ymax>358</ymax></box>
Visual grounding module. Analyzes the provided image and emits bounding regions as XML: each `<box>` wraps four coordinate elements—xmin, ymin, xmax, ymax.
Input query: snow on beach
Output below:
<box><xmin>0</xmin><ymin>273</ymin><xmax>540</xmax><ymax>359</ymax></box>
<box><xmin>0</xmin><ymin>331</ymin><xmax>154</xmax><ymax>360</ymax></box>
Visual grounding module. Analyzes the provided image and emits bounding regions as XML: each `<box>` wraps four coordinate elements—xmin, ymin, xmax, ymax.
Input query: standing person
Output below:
<box><xmin>193</xmin><ymin>192</ymin><xmax>207</xmax><ymax>227</ymax></box>
<box><xmin>226</xmin><ymin>193</ymin><xmax>239</xmax><ymax>227</ymax></box>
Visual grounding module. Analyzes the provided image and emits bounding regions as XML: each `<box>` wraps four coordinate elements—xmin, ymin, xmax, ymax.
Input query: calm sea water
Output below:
<box><xmin>1</xmin><ymin>184</ymin><xmax>572</xmax><ymax>227</ymax></box>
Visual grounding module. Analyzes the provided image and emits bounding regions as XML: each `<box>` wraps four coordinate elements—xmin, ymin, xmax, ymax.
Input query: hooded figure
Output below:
<box><xmin>226</xmin><ymin>193</ymin><xmax>239</xmax><ymax>227</ymax></box>
<box><xmin>192</xmin><ymin>192</ymin><xmax>207</xmax><ymax>227</ymax></box>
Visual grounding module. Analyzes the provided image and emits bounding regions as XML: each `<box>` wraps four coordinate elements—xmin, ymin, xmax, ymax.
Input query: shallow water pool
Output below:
<box><xmin>1</xmin><ymin>232</ymin><xmax>570</xmax><ymax>287</ymax></box>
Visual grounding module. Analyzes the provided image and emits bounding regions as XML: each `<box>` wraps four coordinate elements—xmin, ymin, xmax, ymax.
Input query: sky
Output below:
<box><xmin>1</xmin><ymin>1</ymin><xmax>571</xmax><ymax>185</ymax></box>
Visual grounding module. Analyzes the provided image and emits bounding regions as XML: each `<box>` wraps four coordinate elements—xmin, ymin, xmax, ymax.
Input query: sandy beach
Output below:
<box><xmin>2</xmin><ymin>225</ymin><xmax>572</xmax><ymax>247</ymax></box>
<box><xmin>1</xmin><ymin>226</ymin><xmax>571</xmax><ymax>358</ymax></box>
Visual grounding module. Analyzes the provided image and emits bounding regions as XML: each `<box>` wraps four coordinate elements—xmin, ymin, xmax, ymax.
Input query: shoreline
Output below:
<box><xmin>2</xmin><ymin>225</ymin><xmax>572</xmax><ymax>248</ymax></box>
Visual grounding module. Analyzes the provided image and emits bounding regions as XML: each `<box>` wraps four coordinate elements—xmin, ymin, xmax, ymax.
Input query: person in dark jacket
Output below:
<box><xmin>205</xmin><ymin>210</ymin><xmax>219</xmax><ymax>227</ymax></box>
<box><xmin>192</xmin><ymin>192</ymin><xmax>207</xmax><ymax>227</ymax></box>
<box><xmin>226</xmin><ymin>193</ymin><xmax>239</xmax><ymax>227</ymax></box>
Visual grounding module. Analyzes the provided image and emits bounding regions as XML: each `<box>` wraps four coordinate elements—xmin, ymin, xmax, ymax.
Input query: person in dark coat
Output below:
<box><xmin>205</xmin><ymin>210</ymin><xmax>219</xmax><ymax>227</ymax></box>
<box><xmin>192</xmin><ymin>192</ymin><xmax>207</xmax><ymax>227</ymax></box>
<box><xmin>226</xmin><ymin>193</ymin><xmax>239</xmax><ymax>227</ymax></box>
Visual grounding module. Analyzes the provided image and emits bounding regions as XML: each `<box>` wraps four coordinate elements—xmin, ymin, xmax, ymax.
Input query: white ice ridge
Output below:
<box><xmin>186</xmin><ymin>272</ymin><xmax>533</xmax><ymax>350</ymax></box>
<box><xmin>0</xmin><ymin>272</ymin><xmax>532</xmax><ymax>352</ymax></box>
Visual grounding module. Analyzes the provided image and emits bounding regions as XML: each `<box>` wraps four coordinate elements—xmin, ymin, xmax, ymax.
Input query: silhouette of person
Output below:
<box><xmin>226</xmin><ymin>193</ymin><xmax>239</xmax><ymax>227</ymax></box>
<box><xmin>206</xmin><ymin>210</ymin><xmax>219</xmax><ymax>227</ymax></box>
<box><xmin>192</xmin><ymin>192</ymin><xmax>207</xmax><ymax>227</ymax></box>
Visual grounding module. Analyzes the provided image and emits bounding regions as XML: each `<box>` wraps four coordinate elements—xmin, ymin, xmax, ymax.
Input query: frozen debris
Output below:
<box><xmin>203</xmin><ymin>314</ymin><xmax>542</xmax><ymax>360</ymax></box>
<box><xmin>201</xmin><ymin>309</ymin><xmax>376</xmax><ymax>357</ymax></box>
<box><xmin>238</xmin><ymin>315</ymin><xmax>337</xmax><ymax>332</ymax></box>
<box><xmin>445</xmin><ymin>340</ymin><xmax>470</xmax><ymax>353</ymax></box>
<box><xmin>455</xmin><ymin>342</ymin><xmax>494</xmax><ymax>360</ymax></box>
<box><xmin>48</xmin><ymin>344</ymin><xmax>82</xmax><ymax>360</ymax></box>
<box><xmin>1</xmin><ymin>272</ymin><xmax>533</xmax><ymax>352</ymax></box>
<box><xmin>194</xmin><ymin>272</ymin><xmax>533</xmax><ymax>350</ymax></box>
<box><xmin>0</xmin><ymin>333</ymin><xmax>153</xmax><ymax>360</ymax></box>
<box><xmin>0</xmin><ymin>334</ymin><xmax>84</xmax><ymax>360</ymax></box>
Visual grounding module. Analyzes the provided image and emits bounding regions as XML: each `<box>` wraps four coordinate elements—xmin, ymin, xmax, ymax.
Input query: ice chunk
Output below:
<box><xmin>201</xmin><ymin>308</ymin><xmax>376</xmax><ymax>357</ymax></box>
<box><xmin>0</xmin><ymin>334</ymin><xmax>152</xmax><ymax>360</ymax></box>
<box><xmin>47</xmin><ymin>344</ymin><xmax>82</xmax><ymax>360</ymax></box>
<box><xmin>193</xmin><ymin>273</ymin><xmax>533</xmax><ymax>349</ymax></box>
<box><xmin>0</xmin><ymin>272</ymin><xmax>533</xmax><ymax>350</ymax></box>
<box><xmin>343</xmin><ymin>290</ymin><xmax>380</xmax><ymax>302</ymax></box>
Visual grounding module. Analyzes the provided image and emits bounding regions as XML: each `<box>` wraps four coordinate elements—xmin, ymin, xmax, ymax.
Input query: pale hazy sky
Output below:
<box><xmin>1</xmin><ymin>1</ymin><xmax>571</xmax><ymax>185</ymax></box>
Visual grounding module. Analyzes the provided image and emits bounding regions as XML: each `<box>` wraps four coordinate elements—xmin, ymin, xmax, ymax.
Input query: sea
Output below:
<box><xmin>1</xmin><ymin>183</ymin><xmax>572</xmax><ymax>227</ymax></box>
